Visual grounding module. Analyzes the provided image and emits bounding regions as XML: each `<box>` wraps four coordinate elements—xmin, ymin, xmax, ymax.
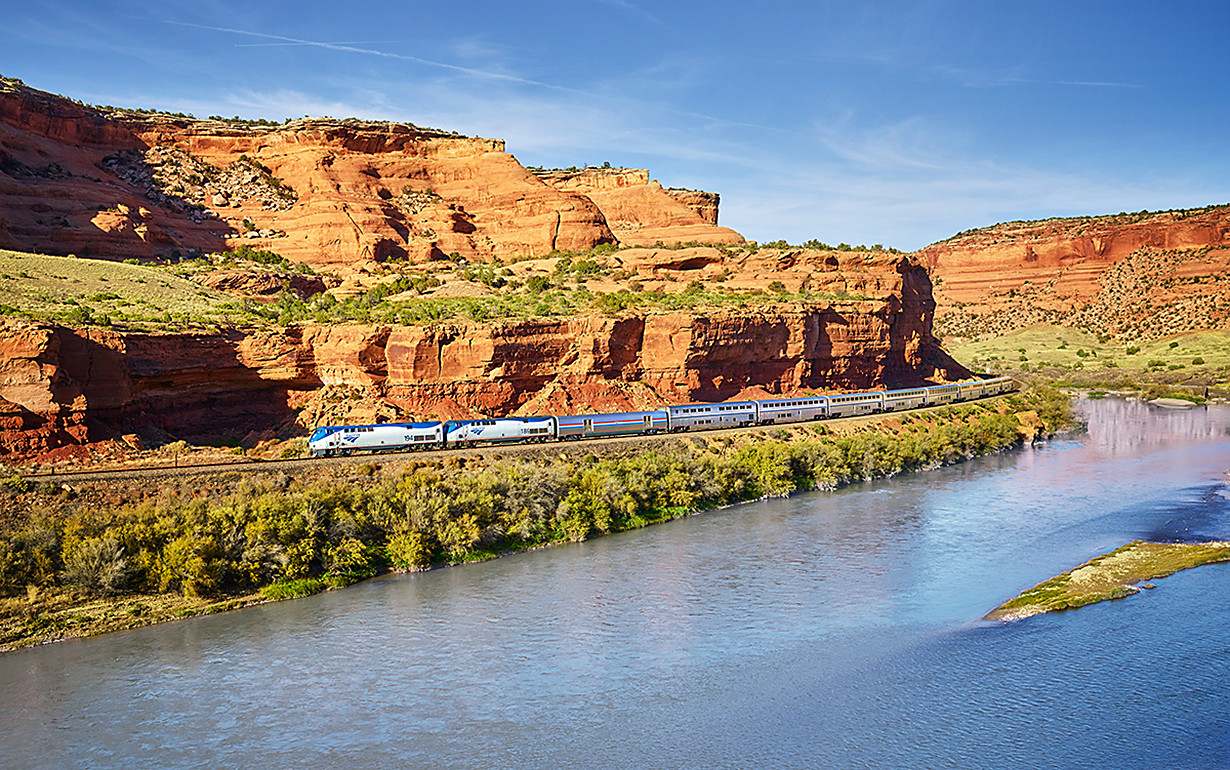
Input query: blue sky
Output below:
<box><xmin>5</xmin><ymin>0</ymin><xmax>1229</xmax><ymax>250</ymax></box>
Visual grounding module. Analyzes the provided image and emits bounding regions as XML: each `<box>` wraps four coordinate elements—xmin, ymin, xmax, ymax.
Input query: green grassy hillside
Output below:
<box><xmin>950</xmin><ymin>324</ymin><xmax>1230</xmax><ymax>387</ymax></box>
<box><xmin>0</xmin><ymin>250</ymin><xmax>236</xmax><ymax>330</ymax></box>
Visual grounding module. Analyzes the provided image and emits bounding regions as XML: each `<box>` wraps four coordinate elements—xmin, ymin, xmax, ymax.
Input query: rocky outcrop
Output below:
<box><xmin>0</xmin><ymin>252</ymin><xmax>966</xmax><ymax>460</ymax></box>
<box><xmin>532</xmin><ymin>166</ymin><xmax>742</xmax><ymax>246</ymax></box>
<box><xmin>665</xmin><ymin>188</ymin><xmax>720</xmax><ymax>226</ymax></box>
<box><xmin>917</xmin><ymin>207</ymin><xmax>1230</xmax><ymax>341</ymax></box>
<box><xmin>200</xmin><ymin>270</ymin><xmax>328</xmax><ymax>301</ymax></box>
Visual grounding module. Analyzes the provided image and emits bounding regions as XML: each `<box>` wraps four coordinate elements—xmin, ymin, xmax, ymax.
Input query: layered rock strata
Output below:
<box><xmin>532</xmin><ymin>166</ymin><xmax>742</xmax><ymax>247</ymax></box>
<box><xmin>0</xmin><ymin>79</ymin><xmax>741</xmax><ymax>269</ymax></box>
<box><xmin>0</xmin><ymin>253</ymin><xmax>965</xmax><ymax>460</ymax></box>
<box><xmin>917</xmin><ymin>207</ymin><xmax>1230</xmax><ymax>341</ymax></box>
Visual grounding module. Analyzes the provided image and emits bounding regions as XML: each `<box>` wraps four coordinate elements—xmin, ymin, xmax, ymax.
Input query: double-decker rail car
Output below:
<box><xmin>668</xmin><ymin>401</ymin><xmax>758</xmax><ymax>432</ymax></box>
<box><xmin>960</xmin><ymin>379</ymin><xmax>994</xmax><ymax>400</ymax></box>
<box><xmin>983</xmin><ymin>376</ymin><xmax>1015</xmax><ymax>397</ymax></box>
<box><xmin>756</xmin><ymin>396</ymin><xmax>828</xmax><ymax>424</ymax></box>
<box><xmin>826</xmin><ymin>390</ymin><xmax>885</xmax><ymax>418</ymax></box>
<box><xmin>444</xmin><ymin>417</ymin><xmax>557</xmax><ymax>447</ymax></box>
<box><xmin>558</xmin><ymin>410</ymin><xmax>668</xmax><ymax>440</ymax></box>
<box><xmin>309</xmin><ymin>422</ymin><xmax>444</xmax><ymax>457</ymax></box>
<box><xmin>925</xmin><ymin>383</ymin><xmax>962</xmax><ymax>405</ymax></box>
<box><xmin>884</xmin><ymin>388</ymin><xmax>930</xmax><ymax>412</ymax></box>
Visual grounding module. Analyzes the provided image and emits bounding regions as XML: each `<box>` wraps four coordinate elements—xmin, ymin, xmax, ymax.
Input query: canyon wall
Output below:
<box><xmin>0</xmin><ymin>252</ymin><xmax>966</xmax><ymax>460</ymax></box>
<box><xmin>0</xmin><ymin>77</ymin><xmax>969</xmax><ymax>462</ymax></box>
<box><xmin>916</xmin><ymin>208</ymin><xmax>1230</xmax><ymax>340</ymax></box>
<box><xmin>0</xmin><ymin>79</ymin><xmax>741</xmax><ymax>269</ymax></box>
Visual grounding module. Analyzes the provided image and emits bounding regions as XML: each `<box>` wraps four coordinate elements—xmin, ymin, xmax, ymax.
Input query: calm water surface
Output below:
<box><xmin>3</xmin><ymin>398</ymin><xmax>1229</xmax><ymax>769</ymax></box>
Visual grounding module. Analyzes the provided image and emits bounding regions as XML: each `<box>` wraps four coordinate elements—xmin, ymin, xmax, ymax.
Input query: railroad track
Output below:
<box><xmin>20</xmin><ymin>392</ymin><xmax>1018</xmax><ymax>484</ymax></box>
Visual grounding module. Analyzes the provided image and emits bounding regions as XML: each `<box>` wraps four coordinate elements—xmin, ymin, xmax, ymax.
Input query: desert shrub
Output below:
<box><xmin>62</xmin><ymin>536</ymin><xmax>131</xmax><ymax>595</ymax></box>
<box><xmin>385</xmin><ymin>531</ymin><xmax>431</xmax><ymax>570</ymax></box>
<box><xmin>157</xmin><ymin>533</ymin><xmax>225</xmax><ymax>597</ymax></box>
<box><xmin>325</xmin><ymin>537</ymin><xmax>379</xmax><ymax>580</ymax></box>
<box><xmin>525</xmin><ymin>275</ymin><xmax>552</xmax><ymax>292</ymax></box>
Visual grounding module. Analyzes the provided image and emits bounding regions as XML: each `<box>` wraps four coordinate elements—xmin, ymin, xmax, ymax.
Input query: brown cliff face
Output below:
<box><xmin>0</xmin><ymin>80</ymin><xmax>749</xmax><ymax>270</ymax></box>
<box><xmin>532</xmin><ymin>167</ymin><xmax>742</xmax><ymax>247</ymax></box>
<box><xmin>664</xmin><ymin>188</ymin><xmax>720</xmax><ymax>226</ymax></box>
<box><xmin>0</xmin><ymin>251</ymin><xmax>965</xmax><ymax>461</ymax></box>
<box><xmin>0</xmin><ymin>79</ymin><xmax>622</xmax><ymax>266</ymax></box>
<box><xmin>917</xmin><ymin>207</ymin><xmax>1230</xmax><ymax>341</ymax></box>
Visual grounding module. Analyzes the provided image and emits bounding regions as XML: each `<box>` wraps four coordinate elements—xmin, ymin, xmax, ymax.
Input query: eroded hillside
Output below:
<box><xmin>918</xmin><ymin>207</ymin><xmax>1230</xmax><ymax>343</ymax></box>
<box><xmin>0</xmin><ymin>76</ymin><xmax>740</xmax><ymax>271</ymax></box>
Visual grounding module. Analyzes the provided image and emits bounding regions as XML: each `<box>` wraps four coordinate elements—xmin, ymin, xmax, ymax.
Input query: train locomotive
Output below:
<box><xmin>308</xmin><ymin>376</ymin><xmax>1015</xmax><ymax>457</ymax></box>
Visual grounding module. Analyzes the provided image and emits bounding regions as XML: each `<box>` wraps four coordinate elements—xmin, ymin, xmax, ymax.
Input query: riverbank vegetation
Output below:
<box><xmin>0</xmin><ymin>386</ymin><xmax>1072</xmax><ymax>650</ymax></box>
<box><xmin>987</xmin><ymin>540</ymin><xmax>1230</xmax><ymax>621</ymax></box>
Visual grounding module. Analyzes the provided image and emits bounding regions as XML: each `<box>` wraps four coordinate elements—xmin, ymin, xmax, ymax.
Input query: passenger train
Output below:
<box><xmin>308</xmin><ymin>376</ymin><xmax>1016</xmax><ymax>457</ymax></box>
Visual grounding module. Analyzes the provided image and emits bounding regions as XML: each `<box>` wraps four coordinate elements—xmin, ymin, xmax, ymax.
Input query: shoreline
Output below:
<box><xmin>1</xmin><ymin>388</ymin><xmax>1071</xmax><ymax>652</ymax></box>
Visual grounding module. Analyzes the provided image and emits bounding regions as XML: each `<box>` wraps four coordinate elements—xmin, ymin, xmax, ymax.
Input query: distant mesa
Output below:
<box><xmin>920</xmin><ymin>207</ymin><xmax>1230</xmax><ymax>343</ymax></box>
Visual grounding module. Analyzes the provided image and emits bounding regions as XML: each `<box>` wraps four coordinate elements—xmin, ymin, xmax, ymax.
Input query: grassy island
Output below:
<box><xmin>987</xmin><ymin>540</ymin><xmax>1230</xmax><ymax>621</ymax></box>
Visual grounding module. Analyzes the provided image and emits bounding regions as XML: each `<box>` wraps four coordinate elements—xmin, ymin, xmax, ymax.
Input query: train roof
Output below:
<box><xmin>444</xmin><ymin>416</ymin><xmax>555</xmax><ymax>425</ymax></box>
<box><xmin>309</xmin><ymin>421</ymin><xmax>442</xmax><ymax>439</ymax></box>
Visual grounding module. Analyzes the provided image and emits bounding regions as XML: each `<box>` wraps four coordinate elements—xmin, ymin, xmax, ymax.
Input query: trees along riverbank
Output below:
<box><xmin>0</xmin><ymin>386</ymin><xmax>1073</xmax><ymax>650</ymax></box>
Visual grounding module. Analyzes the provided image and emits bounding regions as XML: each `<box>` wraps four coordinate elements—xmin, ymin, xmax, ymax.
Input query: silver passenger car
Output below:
<box><xmin>667</xmin><ymin>401</ymin><xmax>758</xmax><ymax>432</ymax></box>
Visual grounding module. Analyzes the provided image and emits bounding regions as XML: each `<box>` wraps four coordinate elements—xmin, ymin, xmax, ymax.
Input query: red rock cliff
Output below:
<box><xmin>532</xmin><ymin>167</ymin><xmax>742</xmax><ymax>247</ymax></box>
<box><xmin>0</xmin><ymin>79</ymin><xmax>745</xmax><ymax>268</ymax></box>
<box><xmin>916</xmin><ymin>207</ymin><xmax>1230</xmax><ymax>340</ymax></box>
<box><xmin>0</xmin><ymin>252</ymin><xmax>966</xmax><ymax>460</ymax></box>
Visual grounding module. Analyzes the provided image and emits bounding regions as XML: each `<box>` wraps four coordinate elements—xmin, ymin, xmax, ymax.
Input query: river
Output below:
<box><xmin>2</xmin><ymin>397</ymin><xmax>1229</xmax><ymax>769</ymax></box>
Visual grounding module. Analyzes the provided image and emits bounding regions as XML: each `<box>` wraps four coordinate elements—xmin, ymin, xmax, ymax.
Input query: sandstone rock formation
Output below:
<box><xmin>0</xmin><ymin>79</ymin><xmax>740</xmax><ymax>269</ymax></box>
<box><xmin>917</xmin><ymin>207</ymin><xmax>1230</xmax><ymax>341</ymax></box>
<box><xmin>0</xmin><ymin>77</ymin><xmax>971</xmax><ymax>463</ymax></box>
<box><xmin>532</xmin><ymin>167</ymin><xmax>742</xmax><ymax>247</ymax></box>
<box><xmin>0</xmin><ymin>249</ymin><xmax>966</xmax><ymax>461</ymax></box>
<box><xmin>200</xmin><ymin>270</ymin><xmax>328</xmax><ymax>302</ymax></box>
<box><xmin>664</xmin><ymin>188</ymin><xmax>720</xmax><ymax>225</ymax></box>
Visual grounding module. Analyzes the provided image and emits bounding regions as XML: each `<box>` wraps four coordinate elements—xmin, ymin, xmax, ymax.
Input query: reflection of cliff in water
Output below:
<box><xmin>1076</xmin><ymin>396</ymin><xmax>1230</xmax><ymax>454</ymax></box>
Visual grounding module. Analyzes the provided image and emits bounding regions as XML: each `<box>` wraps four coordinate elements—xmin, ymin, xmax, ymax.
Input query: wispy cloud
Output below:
<box><xmin>232</xmin><ymin>40</ymin><xmax>414</xmax><ymax>48</ymax></box>
<box><xmin>592</xmin><ymin>0</ymin><xmax>664</xmax><ymax>27</ymax></box>
<box><xmin>1004</xmin><ymin>78</ymin><xmax>1142</xmax><ymax>88</ymax></box>
<box><xmin>162</xmin><ymin>20</ymin><xmax>574</xmax><ymax>91</ymax></box>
